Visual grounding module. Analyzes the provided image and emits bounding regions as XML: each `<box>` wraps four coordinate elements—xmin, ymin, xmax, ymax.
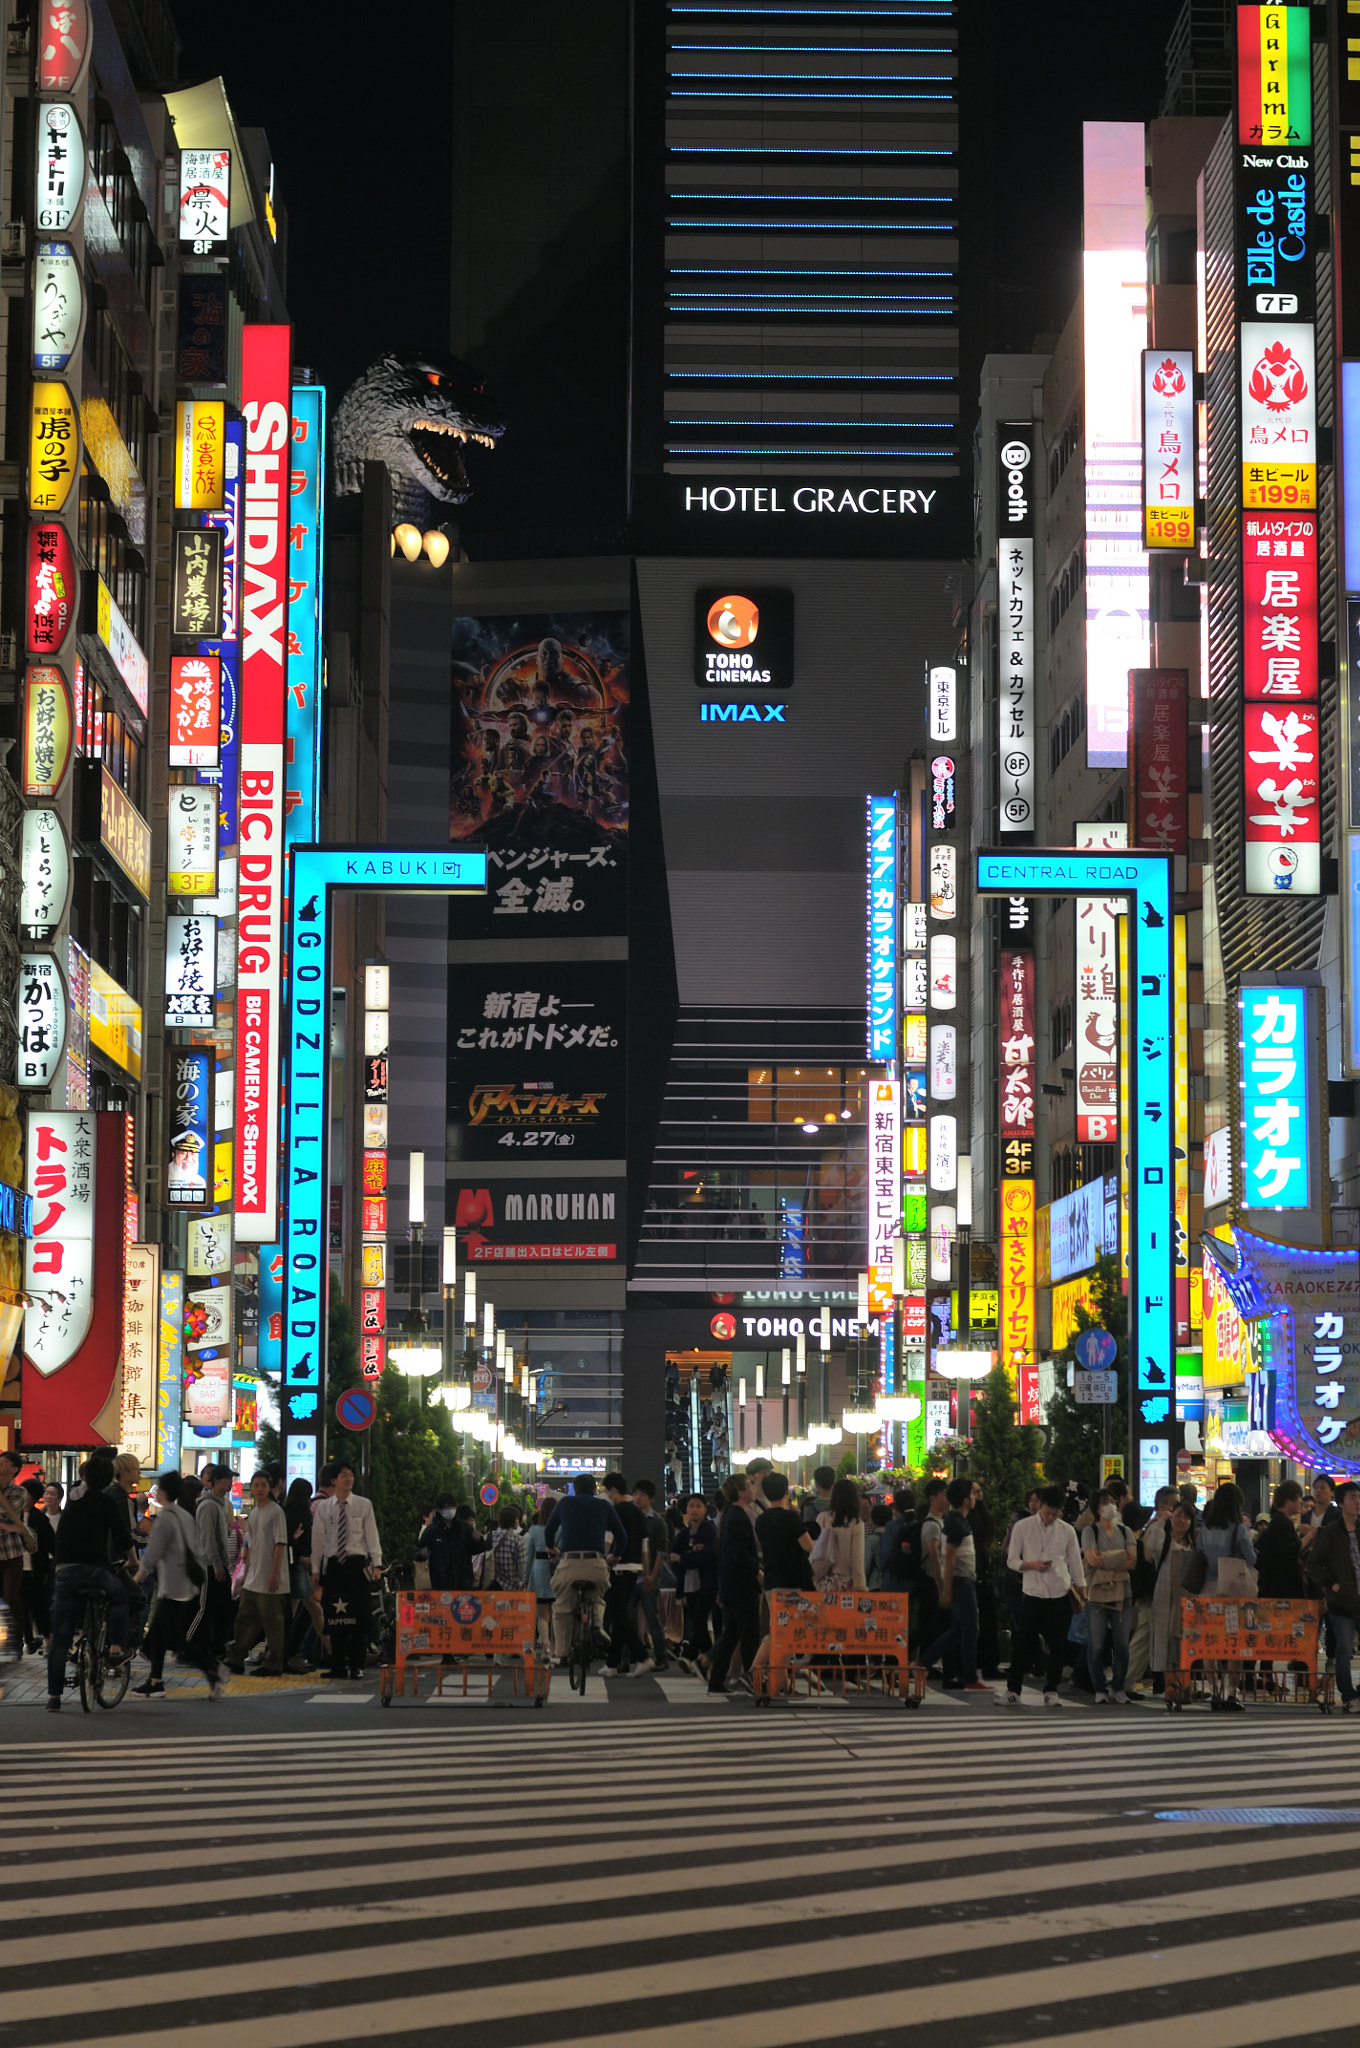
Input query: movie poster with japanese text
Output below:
<box><xmin>448</xmin><ymin>612</ymin><xmax>628</xmax><ymax>936</ymax></box>
<box><xmin>447</xmin><ymin>959</ymin><xmax>627</xmax><ymax>1163</ymax></box>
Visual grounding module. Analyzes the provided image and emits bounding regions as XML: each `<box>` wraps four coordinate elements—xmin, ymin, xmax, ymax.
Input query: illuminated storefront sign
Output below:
<box><xmin>37</xmin><ymin>0</ymin><xmax>90</xmax><ymax>93</ymax></box>
<box><xmin>1243</xmin><ymin>701</ymin><xmax>1318</xmax><ymax>893</ymax></box>
<box><xmin>1048</xmin><ymin>1176</ymin><xmax>1111</xmax><ymax>1283</ymax></box>
<box><xmin>22</xmin><ymin>666</ymin><xmax>71</xmax><ymax>797</ymax></box>
<box><xmin>279</xmin><ymin>846</ymin><xmax>487</xmax><ymax>1482</ymax></box>
<box><xmin>178</xmin><ymin>147</ymin><xmax>230</xmax><ymax>255</ymax></box>
<box><xmin>1204</xmin><ymin>1228</ymin><xmax>1360</xmax><ymax>1472</ymax></box>
<box><xmin>997</xmin><ymin>422</ymin><xmax>1035</xmax><ymax>830</ymax></box>
<box><xmin>285</xmin><ymin>385</ymin><xmax>325</xmax><ymax>849</ymax></box>
<box><xmin>1074</xmin><ymin>822</ymin><xmax>1125</xmax><ymax>1142</ymax></box>
<box><xmin>32</xmin><ymin>239</ymin><xmax>82</xmax><ymax>371</ymax></box>
<box><xmin>24</xmin><ymin>1110</ymin><xmax>95</xmax><ymax>1373</ymax></box>
<box><xmin>157</xmin><ymin>1270</ymin><xmax>184</xmax><ymax>1472</ymax></box>
<box><xmin>1129</xmin><ymin>670</ymin><xmax>1189</xmax><ymax>855</ymax></box>
<box><xmin>169</xmin><ymin>654</ymin><xmax>221</xmax><ymax>767</ymax></box>
<box><xmin>121</xmin><ymin>1242</ymin><xmax>159</xmax><ymax>1465</ymax></box>
<box><xmin>929</xmin><ymin>932</ymin><xmax>956</xmax><ymax>1010</ymax></box>
<box><xmin>1141</xmin><ymin>349</ymin><xmax>1195</xmax><ymax>547</ymax></box>
<box><xmin>929</xmin><ymin>665</ymin><xmax>956</xmax><ymax>743</ymax></box>
<box><xmin>35</xmin><ymin>103</ymin><xmax>84</xmax><ymax>233</ymax></box>
<box><xmin>928</xmin><ymin>1114</ymin><xmax>956</xmax><ymax>1194</ymax></box>
<box><xmin>89</xmin><ymin>962</ymin><xmax>141</xmax><ymax>1079</ymax></box>
<box><xmin>167</xmin><ymin>1050</ymin><xmax>212</xmax><ymax>1210</ymax></box>
<box><xmin>26</xmin><ymin>520</ymin><xmax>76</xmax><ymax>656</ymax></box>
<box><xmin>929</xmin><ymin>1023</ymin><xmax>956</xmax><ymax>1100</ymax></box>
<box><xmin>1240</xmin><ymin>319</ymin><xmax>1316</xmax><ymax>506</ymax></box>
<box><xmin>1237</xmin><ymin>983</ymin><xmax>1315</xmax><ymax>1212</ymax></box>
<box><xmin>929</xmin><ymin>842</ymin><xmax>956</xmax><ymax>920</ymax></box>
<box><xmin>979</xmin><ymin>849</ymin><xmax>1174</xmax><ymax>1495</ymax></box>
<box><xmin>1083</xmin><ymin>123</ymin><xmax>1150</xmax><ymax>767</ymax></box>
<box><xmin>1237</xmin><ymin>4</ymin><xmax>1311</xmax><ymax>146</ymax></box>
<box><xmin>20</xmin><ymin>808</ymin><xmax>68</xmax><ymax>941</ymax></box>
<box><xmin>95</xmin><ymin>577</ymin><xmax>148</xmax><ymax>716</ymax></box>
<box><xmin>868</xmin><ymin>1079</ymin><xmax>900</xmax><ymax>1287</ymax></box>
<box><xmin>1000</xmin><ymin>948</ymin><xmax>1035</xmax><ymax>1179</ymax></box>
<box><xmin>930</xmin><ymin>756</ymin><xmax>956</xmax><ymax>833</ymax></box>
<box><xmin>1052</xmin><ymin>1276</ymin><xmax>1099</xmax><ymax>1350</ymax></box>
<box><xmin>28</xmin><ymin>380</ymin><xmax>78</xmax><ymax>512</ymax></box>
<box><xmin>1238</xmin><ymin>148</ymin><xmax>1314</xmax><ymax>321</ymax></box>
<box><xmin>865</xmin><ymin>794</ymin><xmax>896</xmax><ymax>1061</ymax></box>
<box><xmin>1000</xmin><ymin>1179</ymin><xmax>1036</xmax><ymax>1367</ymax></box>
<box><xmin>1243</xmin><ymin>514</ymin><xmax>1316</xmax><ymax>697</ymax></box>
<box><xmin>19</xmin><ymin>952</ymin><xmax>66</xmax><ymax>1089</ymax></box>
<box><xmin>174</xmin><ymin>401</ymin><xmax>225</xmax><ymax>510</ymax></box>
<box><xmin>235</xmin><ymin>323</ymin><xmax>292</xmax><ymax>1244</ymax></box>
<box><xmin>168</xmin><ymin>786</ymin><xmax>218</xmax><ymax>898</ymax></box>
<box><xmin>165</xmin><ymin>914</ymin><xmax>215</xmax><ymax>1026</ymax></box>
<box><xmin>172</xmin><ymin>527</ymin><xmax>225</xmax><ymax>640</ymax></box>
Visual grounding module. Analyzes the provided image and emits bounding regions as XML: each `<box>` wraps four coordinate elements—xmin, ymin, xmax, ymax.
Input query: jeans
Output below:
<box><xmin>924</xmin><ymin>1576</ymin><xmax>979</xmax><ymax>1684</ymax></box>
<box><xmin>1334</xmin><ymin>1613</ymin><xmax>1357</xmax><ymax>1702</ymax></box>
<box><xmin>47</xmin><ymin>1564</ymin><xmax>130</xmax><ymax>1698</ymax></box>
<box><xmin>1086</xmin><ymin>1601</ymin><xmax>1132</xmax><ymax>1695</ymax></box>
<box><xmin>630</xmin><ymin>1578</ymin><xmax>667</xmax><ymax>1664</ymax></box>
<box><xmin>1006</xmin><ymin>1593</ymin><xmax>1072</xmax><ymax>1696</ymax></box>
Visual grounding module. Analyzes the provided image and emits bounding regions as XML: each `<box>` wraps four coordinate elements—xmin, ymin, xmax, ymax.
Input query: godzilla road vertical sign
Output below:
<box><xmin>235</xmin><ymin>324</ymin><xmax>291</xmax><ymax>1242</ymax></box>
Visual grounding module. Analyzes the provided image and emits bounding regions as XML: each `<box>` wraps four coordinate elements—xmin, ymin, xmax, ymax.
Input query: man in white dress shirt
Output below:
<box><xmin>998</xmin><ymin>1485</ymin><xmax>1086</xmax><ymax>1708</ymax></box>
<box><xmin>310</xmin><ymin>1460</ymin><xmax>382</xmax><ymax>1679</ymax></box>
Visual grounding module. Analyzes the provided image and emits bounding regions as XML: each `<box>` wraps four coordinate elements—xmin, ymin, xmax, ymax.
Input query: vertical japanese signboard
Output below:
<box><xmin>1241</xmin><ymin>513</ymin><xmax>1318</xmax><ymax>893</ymax></box>
<box><xmin>867</xmin><ymin>1080</ymin><xmax>899</xmax><ymax>1306</ymax></box>
<box><xmin>285</xmin><ymin>385</ymin><xmax>325</xmax><ymax>851</ymax></box>
<box><xmin>865</xmin><ymin>795</ymin><xmax>897</xmax><ymax>1061</ymax></box>
<box><xmin>1128</xmin><ymin>672</ymin><xmax>1189</xmax><ymax>854</ymax></box>
<box><xmin>1000</xmin><ymin>949</ymin><xmax>1035</xmax><ymax>1180</ymax></box>
<box><xmin>235</xmin><ymin>324</ymin><xmax>291</xmax><ymax>1243</ymax></box>
<box><xmin>1142</xmin><ymin>350</ymin><xmax>1196</xmax><ymax>548</ymax></box>
<box><xmin>23</xmin><ymin>1110</ymin><xmax>95</xmax><ymax>1376</ymax></box>
<box><xmin>1236</xmin><ymin>983</ymin><xmax>1321</xmax><ymax>1219</ymax></box>
<box><xmin>1074</xmin><ymin>823</ymin><xmax>1127</xmax><ymax>1143</ymax></box>
<box><xmin>121</xmin><ymin>1242</ymin><xmax>159</xmax><ymax>1465</ymax></box>
<box><xmin>997</xmin><ymin>423</ymin><xmax>1035</xmax><ymax>832</ymax></box>
<box><xmin>1083</xmin><ymin>122</ymin><xmax>1151</xmax><ymax>767</ymax></box>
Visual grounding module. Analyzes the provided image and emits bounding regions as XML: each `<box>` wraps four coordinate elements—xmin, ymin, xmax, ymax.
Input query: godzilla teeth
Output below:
<box><xmin>414</xmin><ymin>418</ymin><xmax>496</xmax><ymax>450</ymax></box>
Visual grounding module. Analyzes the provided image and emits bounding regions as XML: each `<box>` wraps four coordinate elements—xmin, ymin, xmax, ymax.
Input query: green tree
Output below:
<box><xmin>968</xmin><ymin>1362</ymin><xmax>1043</xmax><ymax>1529</ymax></box>
<box><xmin>1043</xmin><ymin>1252</ymin><xmax>1128</xmax><ymax>1495</ymax></box>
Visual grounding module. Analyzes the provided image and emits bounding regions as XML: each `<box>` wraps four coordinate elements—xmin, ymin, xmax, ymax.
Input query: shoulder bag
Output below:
<box><xmin>1180</xmin><ymin>1533</ymin><xmax>1208</xmax><ymax>1596</ymax></box>
<box><xmin>0</xmin><ymin>1490</ymin><xmax>37</xmax><ymax>1553</ymax></box>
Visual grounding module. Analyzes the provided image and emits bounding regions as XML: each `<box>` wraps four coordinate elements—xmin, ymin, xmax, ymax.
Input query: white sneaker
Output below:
<box><xmin>1093</xmin><ymin>1692</ymin><xmax>1109</xmax><ymax>1705</ymax></box>
<box><xmin>998</xmin><ymin>1690</ymin><xmax>1022</xmax><ymax>1707</ymax></box>
<box><xmin>625</xmin><ymin>1657</ymin><xmax>656</xmax><ymax>1677</ymax></box>
<box><xmin>1043</xmin><ymin>1691</ymin><xmax>1065</xmax><ymax>1707</ymax></box>
<box><xmin>1112</xmin><ymin>1689</ymin><xmax>1129</xmax><ymax>1704</ymax></box>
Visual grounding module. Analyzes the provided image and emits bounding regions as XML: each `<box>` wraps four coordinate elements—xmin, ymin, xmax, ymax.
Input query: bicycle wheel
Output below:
<box><xmin>77</xmin><ymin>1612</ymin><xmax>96</xmax><ymax>1714</ymax></box>
<box><xmin>94</xmin><ymin>1620</ymin><xmax>130</xmax><ymax>1710</ymax></box>
<box><xmin>571</xmin><ymin>1599</ymin><xmax>591</xmax><ymax>1694</ymax></box>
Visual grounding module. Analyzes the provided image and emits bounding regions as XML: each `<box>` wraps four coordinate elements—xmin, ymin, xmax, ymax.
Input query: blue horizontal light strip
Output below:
<box><xmin>669</xmin><ymin>265</ymin><xmax>952</xmax><ymax>276</ymax></box>
<box><xmin>667</xmin><ymin>370</ymin><xmax>955</xmax><ymax>380</ymax></box>
<box><xmin>669</xmin><ymin>298</ymin><xmax>954</xmax><ymax>310</ymax></box>
<box><xmin>666</xmin><ymin>444</ymin><xmax>947</xmax><ymax>455</ymax></box>
<box><xmin>668</xmin><ymin>191</ymin><xmax>953</xmax><ymax>199</ymax></box>
<box><xmin>669</xmin><ymin>417</ymin><xmax>951</xmax><ymax>427</ymax></box>
<box><xmin>668</xmin><ymin>218</ymin><xmax>953</xmax><ymax>228</ymax></box>
<box><xmin>670</xmin><ymin>88</ymin><xmax>953</xmax><ymax>98</ymax></box>
<box><xmin>670</xmin><ymin>67</ymin><xmax>951</xmax><ymax>78</ymax></box>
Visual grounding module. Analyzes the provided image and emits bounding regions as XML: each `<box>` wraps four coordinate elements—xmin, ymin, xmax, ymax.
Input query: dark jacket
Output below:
<box><xmin>416</xmin><ymin>1514</ymin><xmax>480</xmax><ymax>1591</ymax></box>
<box><xmin>1305</xmin><ymin>1518</ymin><xmax>1360</xmax><ymax>1619</ymax></box>
<box><xmin>1255</xmin><ymin>1510</ymin><xmax>1304</xmax><ymax>1599</ymax></box>
<box><xmin>716</xmin><ymin>1503</ymin><xmax>760</xmax><ymax>1600</ymax></box>
<box><xmin>671</xmin><ymin>1518</ymin><xmax>718</xmax><ymax>1598</ymax></box>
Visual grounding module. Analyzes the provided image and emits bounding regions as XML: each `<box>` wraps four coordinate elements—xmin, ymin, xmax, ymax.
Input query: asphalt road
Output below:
<box><xmin>7</xmin><ymin>1695</ymin><xmax>1360</xmax><ymax>2045</ymax></box>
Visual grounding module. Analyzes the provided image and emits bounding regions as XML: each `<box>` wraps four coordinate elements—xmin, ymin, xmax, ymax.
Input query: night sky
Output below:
<box><xmin>171</xmin><ymin>0</ymin><xmax>1187</xmax><ymax>423</ymax></box>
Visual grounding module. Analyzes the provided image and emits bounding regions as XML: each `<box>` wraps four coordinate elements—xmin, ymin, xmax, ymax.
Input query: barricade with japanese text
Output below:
<box><xmin>381</xmin><ymin>1589</ymin><xmax>548</xmax><ymax>1704</ymax></box>
<box><xmin>1167</xmin><ymin>1596</ymin><xmax>1329</xmax><ymax>1710</ymax></box>
<box><xmin>761</xmin><ymin>1588</ymin><xmax>922</xmax><ymax>1706</ymax></box>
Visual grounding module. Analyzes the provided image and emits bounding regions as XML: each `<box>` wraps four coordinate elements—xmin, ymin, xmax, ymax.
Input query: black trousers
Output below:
<box><xmin>605</xmin><ymin>1569</ymin><xmax>645</xmax><ymax>1669</ymax></box>
<box><xmin>320</xmin><ymin>1557</ymin><xmax>372</xmax><ymax>1675</ymax></box>
<box><xmin>1006</xmin><ymin>1593</ymin><xmax>1073</xmax><ymax>1696</ymax></box>
<box><xmin>145</xmin><ymin>1593</ymin><xmax>219</xmax><ymax>1682</ymax></box>
<box><xmin>708</xmin><ymin>1584</ymin><xmax>761</xmax><ymax>1689</ymax></box>
<box><xmin>682</xmin><ymin>1591</ymin><xmax>713</xmax><ymax>1659</ymax></box>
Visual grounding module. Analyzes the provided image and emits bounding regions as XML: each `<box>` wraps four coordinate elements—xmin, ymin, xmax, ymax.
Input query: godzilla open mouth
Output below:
<box><xmin>410</xmin><ymin>416</ymin><xmax>497</xmax><ymax>493</ymax></box>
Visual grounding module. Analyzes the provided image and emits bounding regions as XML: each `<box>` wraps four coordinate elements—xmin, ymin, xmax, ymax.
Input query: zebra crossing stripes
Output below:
<box><xmin>8</xmin><ymin>1717</ymin><xmax>1360</xmax><ymax>2046</ymax></box>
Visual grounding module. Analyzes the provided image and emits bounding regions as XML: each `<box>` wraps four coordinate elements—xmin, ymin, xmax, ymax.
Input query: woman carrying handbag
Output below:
<box><xmin>1192</xmin><ymin>1482</ymin><xmax>1258</xmax><ymax>1711</ymax></box>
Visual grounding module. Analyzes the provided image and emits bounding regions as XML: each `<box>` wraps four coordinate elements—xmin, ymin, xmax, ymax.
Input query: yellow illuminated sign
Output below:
<box><xmin>29</xmin><ymin>381</ymin><xmax>78</xmax><ymax>512</ymax></box>
<box><xmin>1052</xmin><ymin>1276</ymin><xmax>1098</xmax><ymax>1351</ymax></box>
<box><xmin>1000</xmin><ymin>1179</ymin><xmax>1035</xmax><ymax>1367</ymax></box>
<box><xmin>174</xmin><ymin>400</ymin><xmax>225</xmax><ymax>510</ymax></box>
<box><xmin>89</xmin><ymin>960</ymin><xmax>142</xmax><ymax>1080</ymax></box>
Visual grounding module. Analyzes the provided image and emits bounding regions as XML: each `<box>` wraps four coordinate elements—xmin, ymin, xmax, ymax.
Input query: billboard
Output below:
<box><xmin>284</xmin><ymin>385</ymin><xmax>325</xmax><ymax>851</ymax></box>
<box><xmin>23</xmin><ymin>1112</ymin><xmax>130</xmax><ymax>1448</ymax></box>
<box><xmin>997</xmin><ymin>423</ymin><xmax>1036</xmax><ymax>832</ymax></box>
<box><xmin>1083</xmin><ymin>123</ymin><xmax>1150</xmax><ymax>767</ymax></box>
<box><xmin>449</xmin><ymin>612</ymin><xmax>629</xmax><ymax>935</ymax></box>
<box><xmin>449</xmin><ymin>1177</ymin><xmax>626</xmax><ymax>1262</ymax></box>
<box><xmin>1141</xmin><ymin>350</ymin><xmax>1195</xmax><ymax>548</ymax></box>
<box><xmin>447</xmin><ymin>959</ymin><xmax>627</xmax><ymax>1162</ymax></box>
<box><xmin>1128</xmin><ymin>671</ymin><xmax>1189</xmax><ymax>855</ymax></box>
<box><xmin>235</xmin><ymin>324</ymin><xmax>291</xmax><ymax>1243</ymax></box>
<box><xmin>866</xmin><ymin>795</ymin><xmax>897</xmax><ymax>1061</ymax></box>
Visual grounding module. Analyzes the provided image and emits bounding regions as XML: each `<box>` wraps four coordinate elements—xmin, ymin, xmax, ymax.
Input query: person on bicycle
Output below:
<box><xmin>45</xmin><ymin>1452</ymin><xmax>132</xmax><ymax>1713</ymax></box>
<box><xmin>544</xmin><ymin>1476</ymin><xmax>627</xmax><ymax>1665</ymax></box>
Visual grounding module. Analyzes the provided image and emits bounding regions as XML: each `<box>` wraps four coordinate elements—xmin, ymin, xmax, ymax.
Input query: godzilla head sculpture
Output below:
<box><xmin>331</xmin><ymin>349</ymin><xmax>504</xmax><ymax>526</ymax></box>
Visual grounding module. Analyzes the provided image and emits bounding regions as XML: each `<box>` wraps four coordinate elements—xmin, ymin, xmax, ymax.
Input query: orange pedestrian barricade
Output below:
<box><xmin>1166</xmin><ymin>1596</ymin><xmax>1328</xmax><ymax>1712</ymax></box>
<box><xmin>380</xmin><ymin>1589</ymin><xmax>549</xmax><ymax>1705</ymax></box>
<box><xmin>762</xmin><ymin>1588</ymin><xmax>920</xmax><ymax>1707</ymax></box>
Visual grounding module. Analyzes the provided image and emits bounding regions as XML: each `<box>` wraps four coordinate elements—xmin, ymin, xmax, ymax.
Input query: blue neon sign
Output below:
<box><xmin>1238</xmin><ymin>984</ymin><xmax>1311</xmax><ymax>1210</ymax></box>
<box><xmin>866</xmin><ymin>794</ymin><xmax>897</xmax><ymax>1062</ymax></box>
<box><xmin>285</xmin><ymin>386</ymin><xmax>325</xmax><ymax>850</ymax></box>
<box><xmin>977</xmin><ymin>851</ymin><xmax>1174</xmax><ymax>1489</ymax></box>
<box><xmin>281</xmin><ymin>846</ymin><xmax>487</xmax><ymax>1481</ymax></box>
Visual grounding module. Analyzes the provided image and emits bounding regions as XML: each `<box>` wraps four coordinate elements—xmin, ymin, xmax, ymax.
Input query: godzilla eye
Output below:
<box><xmin>425</xmin><ymin>372</ymin><xmax>442</xmax><ymax>387</ymax></box>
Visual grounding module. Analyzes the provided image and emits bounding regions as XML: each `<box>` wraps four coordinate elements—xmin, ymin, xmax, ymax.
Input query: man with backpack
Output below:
<box><xmin>1125</xmin><ymin>1490</ymin><xmax>1174</xmax><ymax>1696</ymax></box>
<box><xmin>879</xmin><ymin>1481</ymin><xmax>942</xmax><ymax>1663</ymax></box>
